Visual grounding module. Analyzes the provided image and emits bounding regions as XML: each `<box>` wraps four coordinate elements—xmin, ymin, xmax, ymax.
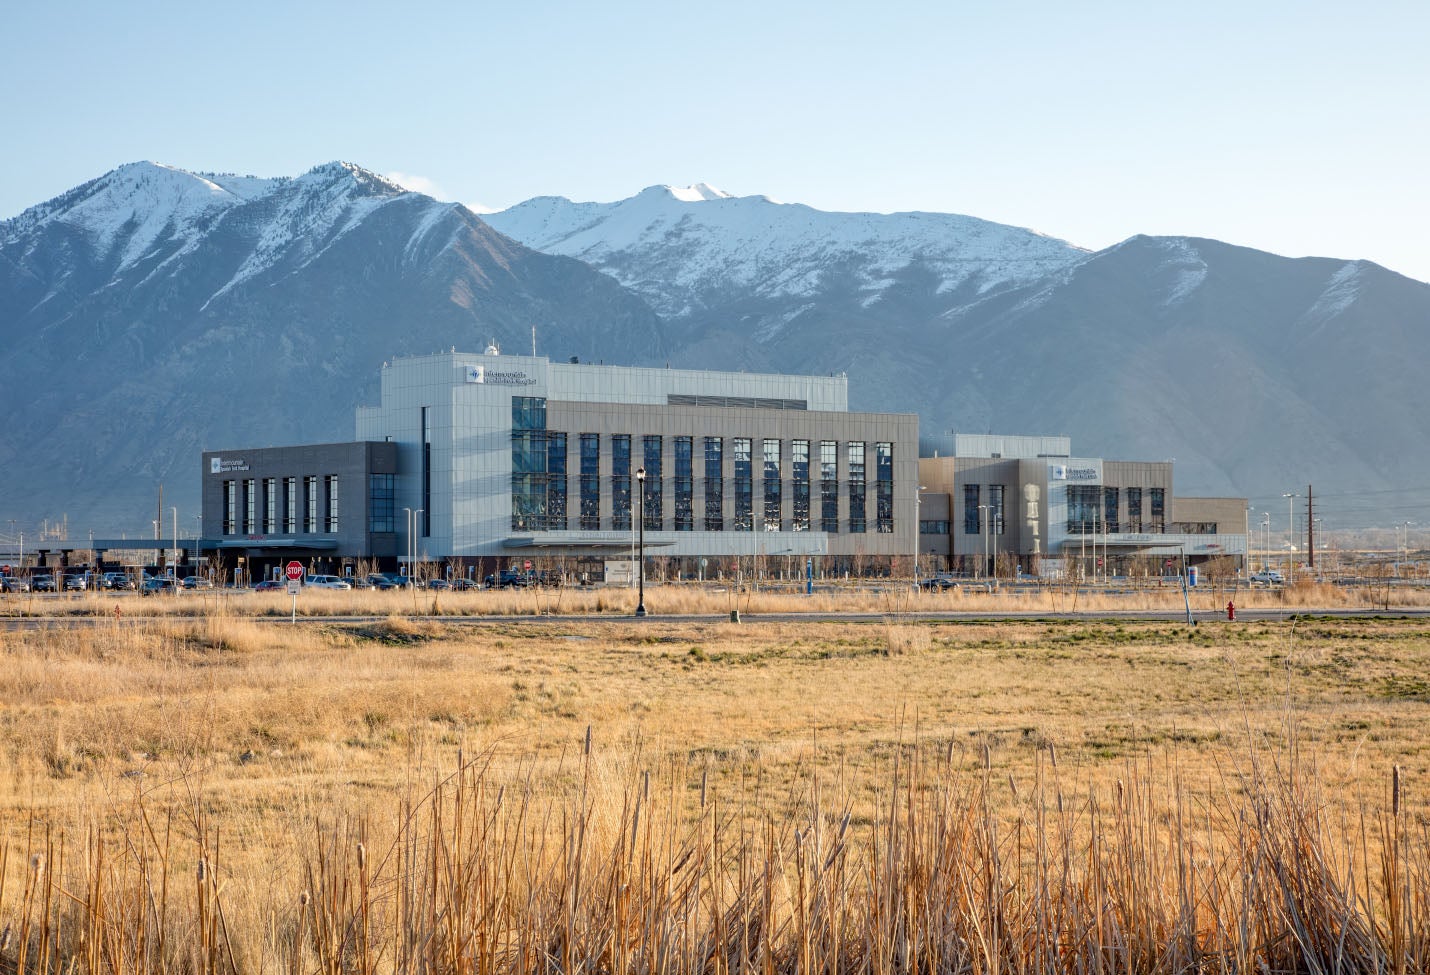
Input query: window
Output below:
<box><xmin>1150</xmin><ymin>487</ymin><xmax>1165</xmax><ymax>530</ymax></box>
<box><xmin>791</xmin><ymin>440</ymin><xmax>810</xmax><ymax>531</ymax></box>
<box><xmin>580</xmin><ymin>434</ymin><xmax>600</xmax><ymax>531</ymax></box>
<box><xmin>304</xmin><ymin>476</ymin><xmax>318</xmax><ymax>533</ymax></box>
<box><xmin>368</xmin><ymin>474</ymin><xmax>396</xmax><ymax>533</ymax></box>
<box><xmin>963</xmin><ymin>484</ymin><xmax>980</xmax><ymax>535</ymax></box>
<box><xmin>875</xmin><ymin>443</ymin><xmax>894</xmax><ymax>533</ymax></box>
<box><xmin>763</xmin><ymin>439</ymin><xmax>781</xmax><ymax>529</ymax></box>
<box><xmin>1103</xmin><ymin>487</ymin><xmax>1119</xmax><ymax>534</ymax></box>
<box><xmin>733</xmin><ymin>438</ymin><xmax>753</xmax><ymax>531</ymax></box>
<box><xmin>704</xmin><ymin>437</ymin><xmax>723</xmax><ymax>530</ymax></box>
<box><xmin>612</xmin><ymin>435</ymin><xmax>631</xmax><ymax>531</ymax></box>
<box><xmin>820</xmin><ymin>441</ymin><xmax>839</xmax><ymax>533</ymax></box>
<box><xmin>1127</xmin><ymin>487</ymin><xmax>1143</xmax><ymax>532</ymax></box>
<box><xmin>263</xmin><ymin>478</ymin><xmax>277</xmax><ymax>534</ymax></box>
<box><xmin>325</xmin><ymin>475</ymin><xmax>339</xmax><ymax>532</ymax></box>
<box><xmin>847</xmin><ymin>442</ymin><xmax>866</xmax><ymax>533</ymax></box>
<box><xmin>989</xmin><ymin>484</ymin><xmax>1005</xmax><ymax>535</ymax></box>
<box><xmin>223</xmin><ymin>480</ymin><xmax>236</xmax><ymax>535</ymax></box>
<box><xmin>920</xmin><ymin>520</ymin><xmax>950</xmax><ymax>535</ymax></box>
<box><xmin>284</xmin><ymin>477</ymin><xmax>296</xmax><ymax>533</ymax></box>
<box><xmin>511</xmin><ymin>396</ymin><xmax>546</xmax><ymax>431</ymax></box>
<box><xmin>511</xmin><ymin>398</ymin><xmax>555</xmax><ymax>532</ymax></box>
<box><xmin>674</xmin><ymin>436</ymin><xmax>693</xmax><ymax>531</ymax></box>
<box><xmin>643</xmin><ymin>435</ymin><xmax>662</xmax><ymax>531</ymax></box>
<box><xmin>546</xmin><ymin>432</ymin><xmax>567</xmax><ymax>531</ymax></box>
<box><xmin>1067</xmin><ymin>485</ymin><xmax>1100</xmax><ymax>534</ymax></box>
<box><xmin>243</xmin><ymin>479</ymin><xmax>255</xmax><ymax>534</ymax></box>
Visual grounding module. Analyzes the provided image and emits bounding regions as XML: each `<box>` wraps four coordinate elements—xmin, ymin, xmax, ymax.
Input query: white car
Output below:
<box><xmin>1249</xmin><ymin>570</ymin><xmax>1285</xmax><ymax>585</ymax></box>
<box><xmin>306</xmin><ymin>574</ymin><xmax>352</xmax><ymax>590</ymax></box>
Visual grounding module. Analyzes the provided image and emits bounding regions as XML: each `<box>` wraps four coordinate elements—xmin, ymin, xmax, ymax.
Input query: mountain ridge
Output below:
<box><xmin>3</xmin><ymin>162</ymin><xmax>1428</xmax><ymax>534</ymax></box>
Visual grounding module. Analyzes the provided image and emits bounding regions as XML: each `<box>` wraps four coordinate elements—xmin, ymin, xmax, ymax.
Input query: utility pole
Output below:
<box><xmin>1306</xmin><ymin>486</ymin><xmax>1315</xmax><ymax>570</ymax></box>
<box><xmin>157</xmin><ymin>483</ymin><xmax>165</xmax><ymax>575</ymax></box>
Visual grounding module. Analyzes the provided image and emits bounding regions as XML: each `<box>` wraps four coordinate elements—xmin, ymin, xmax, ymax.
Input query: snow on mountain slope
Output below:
<box><xmin>202</xmin><ymin>162</ymin><xmax>412</xmax><ymax>305</ymax></box>
<box><xmin>486</xmin><ymin>184</ymin><xmax>1088</xmax><ymax>318</ymax></box>
<box><xmin>0</xmin><ymin>161</ymin><xmax>279</xmax><ymax>271</ymax></box>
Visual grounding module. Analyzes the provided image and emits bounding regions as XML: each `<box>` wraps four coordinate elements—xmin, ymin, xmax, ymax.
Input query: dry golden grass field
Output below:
<box><xmin>2</xmin><ymin>609</ymin><xmax>1428</xmax><ymax>973</ymax></box>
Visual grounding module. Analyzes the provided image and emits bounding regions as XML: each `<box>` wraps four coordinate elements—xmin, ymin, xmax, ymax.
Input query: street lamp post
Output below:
<box><xmin>1398</xmin><ymin>520</ymin><xmax>1416</xmax><ymax>577</ymax></box>
<box><xmin>977</xmin><ymin>504</ymin><xmax>990</xmax><ymax>579</ymax></box>
<box><xmin>1282</xmin><ymin>493</ymin><xmax>1298</xmax><ymax>582</ymax></box>
<box><xmin>1261</xmin><ymin>513</ymin><xmax>1270</xmax><ymax>572</ymax></box>
<box><xmin>634</xmin><ymin>467</ymin><xmax>647</xmax><ymax>617</ymax></box>
<box><xmin>402</xmin><ymin>507</ymin><xmax>423</xmax><ymax>581</ymax></box>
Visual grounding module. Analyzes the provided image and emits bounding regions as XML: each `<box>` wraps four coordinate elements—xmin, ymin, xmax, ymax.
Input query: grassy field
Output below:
<box><xmin>2</xmin><ymin>573</ymin><xmax>1426</xmax><ymax>620</ymax></box>
<box><xmin>2</xmin><ymin>613</ymin><xmax>1428</xmax><ymax>972</ymax></box>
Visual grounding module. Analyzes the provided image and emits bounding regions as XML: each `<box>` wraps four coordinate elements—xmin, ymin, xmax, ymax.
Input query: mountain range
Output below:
<box><xmin>2</xmin><ymin>161</ymin><xmax>1427</xmax><ymax>536</ymax></box>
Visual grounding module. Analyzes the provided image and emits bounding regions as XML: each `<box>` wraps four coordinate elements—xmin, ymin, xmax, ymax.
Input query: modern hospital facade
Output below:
<box><xmin>198</xmin><ymin>351</ymin><xmax>1246</xmax><ymax>581</ymax></box>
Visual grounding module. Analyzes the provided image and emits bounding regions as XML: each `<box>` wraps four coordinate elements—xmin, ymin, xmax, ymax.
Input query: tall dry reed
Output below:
<box><xmin>2</xmin><ymin>734</ymin><xmax>1425</xmax><ymax>974</ymax></box>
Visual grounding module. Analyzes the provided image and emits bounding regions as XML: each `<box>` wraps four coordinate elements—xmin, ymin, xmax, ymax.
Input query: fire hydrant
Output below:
<box><xmin>1226</xmin><ymin>600</ymin><xmax>1235</xmax><ymax>621</ymax></box>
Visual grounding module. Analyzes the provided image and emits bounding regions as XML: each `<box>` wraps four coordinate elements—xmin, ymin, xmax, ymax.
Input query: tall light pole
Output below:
<box><xmin>977</xmin><ymin>504</ymin><xmax>990</xmax><ymax>579</ymax></box>
<box><xmin>635</xmin><ymin>467</ymin><xmax>647</xmax><ymax>617</ymax></box>
<box><xmin>1244</xmin><ymin>505</ymin><xmax>1252</xmax><ymax>580</ymax></box>
<box><xmin>172</xmin><ymin>507</ymin><xmax>178</xmax><ymax>575</ymax></box>
<box><xmin>1398</xmin><ymin>520</ymin><xmax>1416</xmax><ymax>577</ymax></box>
<box><xmin>1282</xmin><ymin>493</ymin><xmax>1298</xmax><ymax>582</ymax></box>
<box><xmin>1261</xmin><ymin>513</ymin><xmax>1270</xmax><ymax>573</ymax></box>
<box><xmin>402</xmin><ymin>507</ymin><xmax>413</xmax><ymax>578</ymax></box>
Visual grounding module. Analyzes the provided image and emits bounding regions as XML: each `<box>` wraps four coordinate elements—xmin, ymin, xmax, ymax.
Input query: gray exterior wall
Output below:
<box><xmin>200</xmin><ymin>442</ymin><xmax>398</xmax><ymax>560</ymax></box>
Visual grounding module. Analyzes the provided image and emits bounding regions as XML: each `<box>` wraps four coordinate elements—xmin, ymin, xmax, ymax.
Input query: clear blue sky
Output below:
<box><xmin>5</xmin><ymin>0</ymin><xmax>1428</xmax><ymax>281</ymax></box>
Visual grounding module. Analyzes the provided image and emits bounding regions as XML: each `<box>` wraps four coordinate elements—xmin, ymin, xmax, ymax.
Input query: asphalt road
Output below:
<box><xmin>3</xmin><ymin>605</ymin><xmax>1428</xmax><ymax>631</ymax></box>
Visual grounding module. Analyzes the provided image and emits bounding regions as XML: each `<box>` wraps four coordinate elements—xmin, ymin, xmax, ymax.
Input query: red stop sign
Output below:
<box><xmin>286</xmin><ymin>561</ymin><xmax>304</xmax><ymax>580</ymax></box>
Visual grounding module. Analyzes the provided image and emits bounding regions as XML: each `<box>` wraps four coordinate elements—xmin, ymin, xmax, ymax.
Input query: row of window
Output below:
<box><xmin>223</xmin><ymin>476</ymin><xmax>335</xmax><ymax>535</ymax></box>
<box><xmin>1067</xmin><ymin>485</ymin><xmax>1166</xmax><ymax>534</ymax></box>
<box><xmin>510</xmin><ymin>415</ymin><xmax>896</xmax><ymax>534</ymax></box>
<box><xmin>220</xmin><ymin>474</ymin><xmax>397</xmax><ymax>536</ymax></box>
<box><xmin>960</xmin><ymin>484</ymin><xmax>1171</xmax><ymax>536</ymax></box>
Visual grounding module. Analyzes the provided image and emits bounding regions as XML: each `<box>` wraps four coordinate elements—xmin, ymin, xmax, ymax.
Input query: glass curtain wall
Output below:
<box><xmin>579</xmin><ymin>434</ymin><xmax>600</xmax><ymax>530</ymax></box>
<box><xmin>762</xmin><ymin>439</ymin><xmax>781</xmax><ymax>530</ymax></box>
<box><xmin>847</xmin><ymin>443</ymin><xmax>866</xmax><ymax>533</ymax></box>
<box><xmin>820</xmin><ymin>441</ymin><xmax>838</xmax><ymax>533</ymax></box>
<box><xmin>792</xmin><ymin>440</ymin><xmax>810</xmax><ymax>531</ymax></box>
<box><xmin>704</xmin><ymin>437</ymin><xmax>723</xmax><ymax>530</ymax></box>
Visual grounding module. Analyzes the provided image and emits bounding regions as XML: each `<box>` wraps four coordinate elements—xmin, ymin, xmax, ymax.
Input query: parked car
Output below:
<box><xmin>484</xmin><ymin>570</ymin><xmax>532</xmax><ymax>589</ymax></box>
<box><xmin>101</xmin><ymin>572</ymin><xmax>133</xmax><ymax>590</ymax></box>
<box><xmin>181</xmin><ymin>575</ymin><xmax>215</xmax><ymax>589</ymax></box>
<box><xmin>140</xmin><ymin>576</ymin><xmax>177</xmax><ymax>595</ymax></box>
<box><xmin>423</xmin><ymin>578</ymin><xmax>453</xmax><ymax>591</ymax></box>
<box><xmin>253</xmin><ymin>579</ymin><xmax>285</xmax><ymax>591</ymax></box>
<box><xmin>373</xmin><ymin>572</ymin><xmax>413</xmax><ymax>589</ymax></box>
<box><xmin>917</xmin><ymin>575</ymin><xmax>959</xmax><ymax>591</ymax></box>
<box><xmin>1249</xmin><ymin>570</ymin><xmax>1285</xmax><ymax>585</ymax></box>
<box><xmin>451</xmin><ymin>578</ymin><xmax>479</xmax><ymax>591</ymax></box>
<box><xmin>31</xmin><ymin>574</ymin><xmax>57</xmax><ymax>592</ymax></box>
<box><xmin>1</xmin><ymin>576</ymin><xmax>31</xmax><ymax>593</ymax></box>
<box><xmin>64</xmin><ymin>573</ymin><xmax>91</xmax><ymax>591</ymax></box>
<box><xmin>306</xmin><ymin>574</ymin><xmax>352</xmax><ymax>590</ymax></box>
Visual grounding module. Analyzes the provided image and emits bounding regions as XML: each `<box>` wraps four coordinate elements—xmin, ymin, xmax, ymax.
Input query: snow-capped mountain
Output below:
<box><xmin>485</xmin><ymin>184</ymin><xmax>1086</xmax><ymax>328</ymax></box>
<box><xmin>491</xmin><ymin>183</ymin><xmax>1430</xmax><ymax>514</ymax></box>
<box><xmin>0</xmin><ymin>162</ymin><xmax>663</xmax><ymax>533</ymax></box>
<box><xmin>4</xmin><ymin>163</ymin><xmax>1430</xmax><ymax>532</ymax></box>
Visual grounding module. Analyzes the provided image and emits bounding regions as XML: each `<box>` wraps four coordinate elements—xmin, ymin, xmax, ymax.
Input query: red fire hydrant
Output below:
<box><xmin>1226</xmin><ymin>600</ymin><xmax>1235</xmax><ymax>621</ymax></box>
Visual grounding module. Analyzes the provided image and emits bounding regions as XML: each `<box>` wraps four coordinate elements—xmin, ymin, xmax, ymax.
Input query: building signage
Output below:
<box><xmin>465</xmin><ymin>364</ymin><xmax>536</xmax><ymax>386</ymax></box>
<box><xmin>210</xmin><ymin>457</ymin><xmax>250</xmax><ymax>474</ymax></box>
<box><xmin>1050</xmin><ymin>464</ymin><xmax>1098</xmax><ymax>481</ymax></box>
